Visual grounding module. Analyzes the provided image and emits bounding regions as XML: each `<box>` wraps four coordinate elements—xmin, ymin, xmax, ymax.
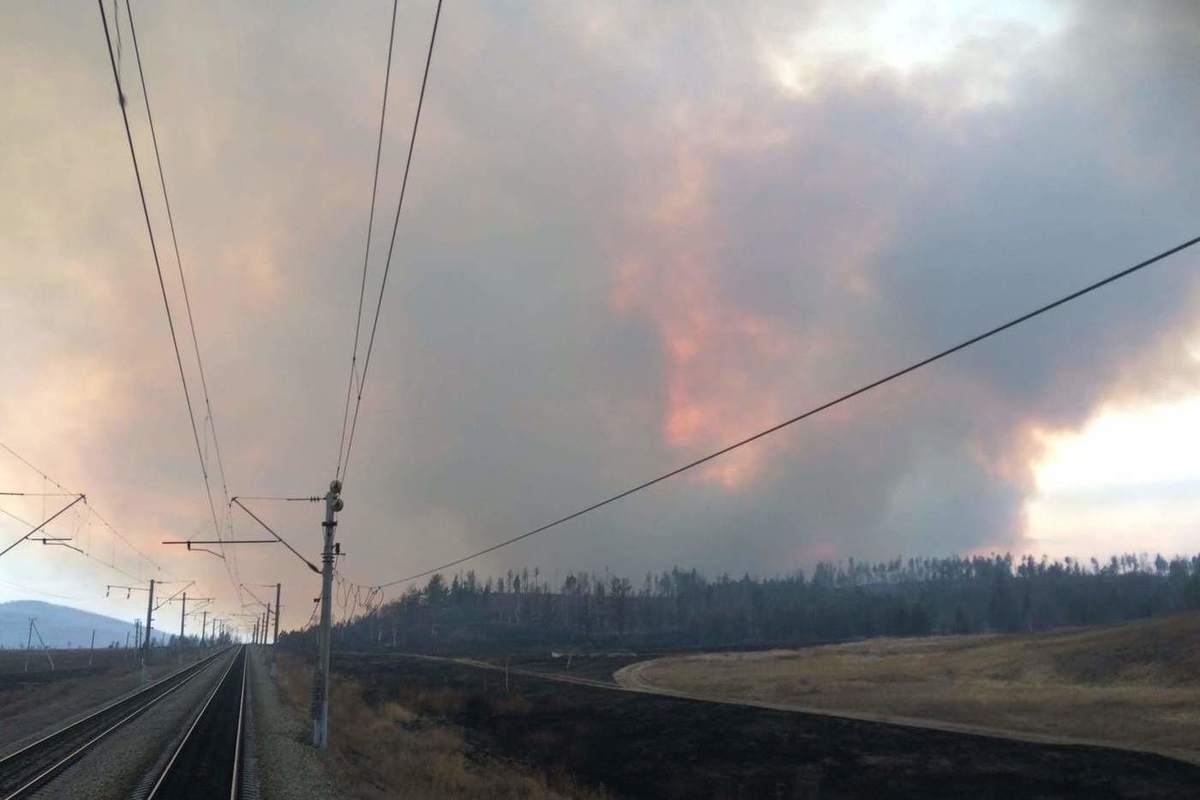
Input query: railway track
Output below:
<box><xmin>144</xmin><ymin>645</ymin><xmax>248</xmax><ymax>800</ymax></box>
<box><xmin>0</xmin><ymin>646</ymin><xmax>233</xmax><ymax>800</ymax></box>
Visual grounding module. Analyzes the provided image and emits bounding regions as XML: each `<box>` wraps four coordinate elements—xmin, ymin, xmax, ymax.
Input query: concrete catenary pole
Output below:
<box><xmin>273</xmin><ymin>583</ymin><xmax>281</xmax><ymax>645</ymax></box>
<box><xmin>180</xmin><ymin>592</ymin><xmax>187</xmax><ymax>641</ymax></box>
<box><xmin>264</xmin><ymin>604</ymin><xmax>271</xmax><ymax>647</ymax></box>
<box><xmin>201</xmin><ymin>610</ymin><xmax>208</xmax><ymax>645</ymax></box>
<box><xmin>142</xmin><ymin>578</ymin><xmax>155</xmax><ymax>666</ymax></box>
<box><xmin>313</xmin><ymin>479</ymin><xmax>342</xmax><ymax>749</ymax></box>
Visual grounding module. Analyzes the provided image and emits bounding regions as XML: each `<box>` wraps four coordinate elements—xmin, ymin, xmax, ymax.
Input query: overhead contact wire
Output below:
<box><xmin>336</xmin><ymin>0</ymin><xmax>401</xmax><ymax>483</ymax></box>
<box><xmin>340</xmin><ymin>0</ymin><xmax>444</xmax><ymax>488</ymax></box>
<box><xmin>102</xmin><ymin>0</ymin><xmax>238</xmax><ymax>593</ymax></box>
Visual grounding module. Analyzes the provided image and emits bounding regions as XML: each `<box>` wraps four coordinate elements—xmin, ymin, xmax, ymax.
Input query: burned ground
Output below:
<box><xmin>333</xmin><ymin>652</ymin><xmax>1200</xmax><ymax>799</ymax></box>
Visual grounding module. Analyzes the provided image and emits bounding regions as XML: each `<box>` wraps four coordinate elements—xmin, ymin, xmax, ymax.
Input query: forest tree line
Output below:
<box><xmin>281</xmin><ymin>552</ymin><xmax>1200</xmax><ymax>655</ymax></box>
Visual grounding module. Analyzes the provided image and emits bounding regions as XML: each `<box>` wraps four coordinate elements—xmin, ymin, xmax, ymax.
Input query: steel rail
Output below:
<box><xmin>146</xmin><ymin>645</ymin><xmax>247</xmax><ymax>799</ymax></box>
<box><xmin>0</xmin><ymin>647</ymin><xmax>233</xmax><ymax>799</ymax></box>
<box><xmin>230</xmin><ymin>648</ymin><xmax>247</xmax><ymax>800</ymax></box>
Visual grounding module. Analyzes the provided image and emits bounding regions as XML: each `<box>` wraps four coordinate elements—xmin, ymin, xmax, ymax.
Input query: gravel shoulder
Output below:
<box><xmin>0</xmin><ymin>648</ymin><xmax>220</xmax><ymax>758</ymax></box>
<box><xmin>249</xmin><ymin>647</ymin><xmax>336</xmax><ymax>800</ymax></box>
<box><xmin>26</xmin><ymin>648</ymin><xmax>236</xmax><ymax>800</ymax></box>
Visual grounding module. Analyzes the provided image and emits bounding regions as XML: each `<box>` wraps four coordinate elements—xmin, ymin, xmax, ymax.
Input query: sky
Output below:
<box><xmin>1</xmin><ymin>1</ymin><xmax>1198</xmax><ymax>634</ymax></box>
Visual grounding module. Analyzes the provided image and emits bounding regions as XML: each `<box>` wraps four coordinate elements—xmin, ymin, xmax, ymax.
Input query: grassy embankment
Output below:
<box><xmin>616</xmin><ymin>612</ymin><xmax>1200</xmax><ymax>761</ymax></box>
<box><xmin>275</xmin><ymin>654</ymin><xmax>607</xmax><ymax>800</ymax></box>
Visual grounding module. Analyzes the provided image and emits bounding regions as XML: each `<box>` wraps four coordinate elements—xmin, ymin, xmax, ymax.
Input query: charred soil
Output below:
<box><xmin>335</xmin><ymin>652</ymin><xmax>1200</xmax><ymax>799</ymax></box>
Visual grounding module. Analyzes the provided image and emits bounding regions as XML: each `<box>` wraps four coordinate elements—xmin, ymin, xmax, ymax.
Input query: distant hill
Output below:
<box><xmin>0</xmin><ymin>600</ymin><xmax>169</xmax><ymax>649</ymax></box>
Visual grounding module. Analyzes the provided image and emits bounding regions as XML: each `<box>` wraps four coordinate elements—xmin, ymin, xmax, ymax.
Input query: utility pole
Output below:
<box><xmin>273</xmin><ymin>583</ymin><xmax>281</xmax><ymax>645</ymax></box>
<box><xmin>28</xmin><ymin>620</ymin><xmax>53</xmax><ymax>671</ymax></box>
<box><xmin>23</xmin><ymin>617</ymin><xmax>34</xmax><ymax>672</ymax></box>
<box><xmin>142</xmin><ymin>578</ymin><xmax>155</xmax><ymax>667</ymax></box>
<box><xmin>312</xmin><ymin>479</ymin><xmax>342</xmax><ymax>749</ymax></box>
<box><xmin>180</xmin><ymin>592</ymin><xmax>187</xmax><ymax>641</ymax></box>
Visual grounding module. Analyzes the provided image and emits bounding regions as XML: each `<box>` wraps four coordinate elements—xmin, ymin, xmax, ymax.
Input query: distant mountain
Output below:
<box><xmin>0</xmin><ymin>600</ymin><xmax>169</xmax><ymax>649</ymax></box>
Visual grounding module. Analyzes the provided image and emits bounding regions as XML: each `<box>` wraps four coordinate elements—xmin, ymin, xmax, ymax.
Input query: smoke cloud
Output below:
<box><xmin>1</xmin><ymin>1</ymin><xmax>1198</xmax><ymax>629</ymax></box>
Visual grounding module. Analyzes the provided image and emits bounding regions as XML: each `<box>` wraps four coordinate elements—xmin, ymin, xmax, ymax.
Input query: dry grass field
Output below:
<box><xmin>276</xmin><ymin>654</ymin><xmax>608</xmax><ymax>799</ymax></box>
<box><xmin>615</xmin><ymin>612</ymin><xmax>1200</xmax><ymax>762</ymax></box>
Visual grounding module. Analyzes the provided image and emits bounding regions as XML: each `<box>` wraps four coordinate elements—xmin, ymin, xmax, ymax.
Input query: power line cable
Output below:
<box><xmin>373</xmin><ymin>233</ymin><xmax>1200</xmax><ymax>589</ymax></box>
<box><xmin>124</xmin><ymin>0</ymin><xmax>237</xmax><ymax>580</ymax></box>
<box><xmin>0</xmin><ymin>501</ymin><xmax>147</xmax><ymax>584</ymax></box>
<box><xmin>87</xmin><ymin>504</ymin><xmax>170</xmax><ymax>577</ymax></box>
<box><xmin>0</xmin><ymin>496</ymin><xmax>86</xmax><ymax>559</ymax></box>
<box><xmin>335</xmin><ymin>0</ymin><xmax>401</xmax><ymax>483</ymax></box>
<box><xmin>81</xmin><ymin>550</ymin><xmax>147</xmax><ymax>585</ymax></box>
<box><xmin>0</xmin><ymin>438</ymin><xmax>169</xmax><ymax>576</ymax></box>
<box><xmin>240</xmin><ymin>583</ymin><xmax>272</xmax><ymax>612</ymax></box>
<box><xmin>0</xmin><ymin>440</ymin><xmax>74</xmax><ymax>494</ymax></box>
<box><xmin>99</xmin><ymin>0</ymin><xmax>239</xmax><ymax>595</ymax></box>
<box><xmin>0</xmin><ymin>577</ymin><xmax>92</xmax><ymax>603</ymax></box>
<box><xmin>0</xmin><ymin>501</ymin><xmax>148</xmax><ymax>582</ymax></box>
<box><xmin>339</xmin><ymin>0</ymin><xmax>444</xmax><ymax>488</ymax></box>
<box><xmin>124</xmin><ymin>0</ymin><xmax>237</xmax><ymax>535</ymax></box>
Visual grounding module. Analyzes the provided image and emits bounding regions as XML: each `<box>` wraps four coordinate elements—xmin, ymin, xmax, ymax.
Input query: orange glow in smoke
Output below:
<box><xmin>612</xmin><ymin>147</ymin><xmax>799</xmax><ymax>489</ymax></box>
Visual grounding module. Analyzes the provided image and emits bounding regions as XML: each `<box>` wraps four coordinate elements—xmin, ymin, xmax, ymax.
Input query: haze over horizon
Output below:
<box><xmin>2</xmin><ymin>1</ymin><xmax>1198</xmax><ymax>632</ymax></box>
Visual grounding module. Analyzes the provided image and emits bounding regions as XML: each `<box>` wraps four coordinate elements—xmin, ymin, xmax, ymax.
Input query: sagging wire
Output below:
<box><xmin>333</xmin><ymin>570</ymin><xmax>384</xmax><ymax>625</ymax></box>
